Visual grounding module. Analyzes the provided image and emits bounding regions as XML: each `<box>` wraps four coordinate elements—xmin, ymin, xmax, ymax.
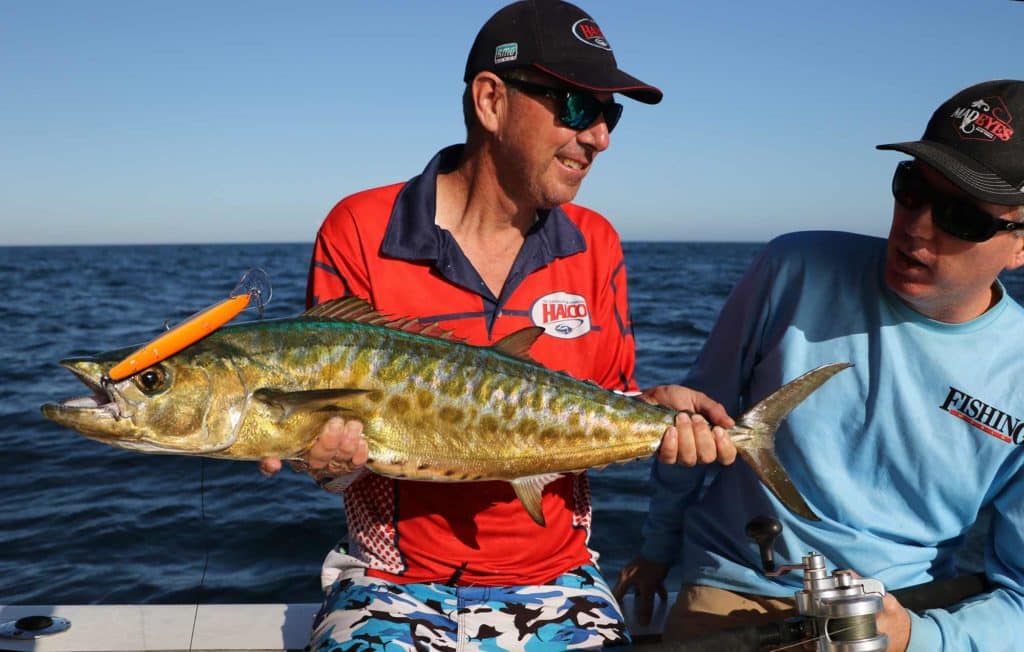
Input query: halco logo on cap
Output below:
<box><xmin>950</xmin><ymin>96</ymin><xmax>1015</xmax><ymax>142</ymax></box>
<box><xmin>572</xmin><ymin>19</ymin><xmax>611</xmax><ymax>51</ymax></box>
<box><xmin>531</xmin><ymin>292</ymin><xmax>591</xmax><ymax>339</ymax></box>
<box><xmin>494</xmin><ymin>42</ymin><xmax>518</xmax><ymax>64</ymax></box>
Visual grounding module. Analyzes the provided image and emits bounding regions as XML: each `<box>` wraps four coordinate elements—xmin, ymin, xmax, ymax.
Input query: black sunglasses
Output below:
<box><xmin>892</xmin><ymin>161</ymin><xmax>1023</xmax><ymax>242</ymax></box>
<box><xmin>500</xmin><ymin>76</ymin><xmax>623</xmax><ymax>133</ymax></box>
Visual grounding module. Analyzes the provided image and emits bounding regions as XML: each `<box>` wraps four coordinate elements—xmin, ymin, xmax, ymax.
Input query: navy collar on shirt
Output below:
<box><xmin>380</xmin><ymin>145</ymin><xmax>587</xmax><ymax>302</ymax></box>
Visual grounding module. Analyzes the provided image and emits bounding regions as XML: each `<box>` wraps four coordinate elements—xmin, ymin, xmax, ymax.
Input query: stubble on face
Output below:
<box><xmin>495</xmin><ymin>80</ymin><xmax>607</xmax><ymax>210</ymax></box>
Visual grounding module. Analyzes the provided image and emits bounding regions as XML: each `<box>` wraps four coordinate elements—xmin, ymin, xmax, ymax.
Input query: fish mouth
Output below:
<box><xmin>42</xmin><ymin>358</ymin><xmax>226</xmax><ymax>455</ymax></box>
<box><xmin>41</xmin><ymin>359</ymin><xmax>124</xmax><ymax>426</ymax></box>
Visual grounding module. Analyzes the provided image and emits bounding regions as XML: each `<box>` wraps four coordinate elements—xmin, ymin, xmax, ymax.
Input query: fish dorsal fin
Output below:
<box><xmin>510</xmin><ymin>473</ymin><xmax>562</xmax><ymax>527</ymax></box>
<box><xmin>253</xmin><ymin>388</ymin><xmax>369</xmax><ymax>419</ymax></box>
<box><xmin>305</xmin><ymin>298</ymin><xmax>544</xmax><ymax>363</ymax></box>
<box><xmin>302</xmin><ymin>297</ymin><xmax>461</xmax><ymax>341</ymax></box>
<box><xmin>491</xmin><ymin>327</ymin><xmax>545</xmax><ymax>364</ymax></box>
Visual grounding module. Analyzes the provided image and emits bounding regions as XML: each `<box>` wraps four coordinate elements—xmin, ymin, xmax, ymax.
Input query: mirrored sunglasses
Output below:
<box><xmin>500</xmin><ymin>76</ymin><xmax>623</xmax><ymax>133</ymax></box>
<box><xmin>891</xmin><ymin>161</ymin><xmax>1023</xmax><ymax>242</ymax></box>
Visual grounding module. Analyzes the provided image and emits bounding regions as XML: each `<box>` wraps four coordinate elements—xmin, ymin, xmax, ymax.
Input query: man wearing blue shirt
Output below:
<box><xmin>615</xmin><ymin>80</ymin><xmax>1024</xmax><ymax>651</ymax></box>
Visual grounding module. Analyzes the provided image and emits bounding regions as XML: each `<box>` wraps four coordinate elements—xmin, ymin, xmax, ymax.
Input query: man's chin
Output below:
<box><xmin>884</xmin><ymin>272</ymin><xmax>945</xmax><ymax>318</ymax></box>
<box><xmin>540</xmin><ymin>192</ymin><xmax>580</xmax><ymax>209</ymax></box>
<box><xmin>885</xmin><ymin>267</ymin><xmax>924</xmax><ymax>300</ymax></box>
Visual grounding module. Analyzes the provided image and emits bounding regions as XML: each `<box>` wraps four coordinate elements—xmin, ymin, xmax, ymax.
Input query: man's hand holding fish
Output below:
<box><xmin>259</xmin><ymin>416</ymin><xmax>369</xmax><ymax>481</ymax></box>
<box><xmin>646</xmin><ymin>386</ymin><xmax>736</xmax><ymax>467</ymax></box>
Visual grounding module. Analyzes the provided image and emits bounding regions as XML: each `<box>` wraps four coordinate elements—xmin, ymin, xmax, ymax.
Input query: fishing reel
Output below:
<box><xmin>747</xmin><ymin>516</ymin><xmax>888</xmax><ymax>651</ymax></box>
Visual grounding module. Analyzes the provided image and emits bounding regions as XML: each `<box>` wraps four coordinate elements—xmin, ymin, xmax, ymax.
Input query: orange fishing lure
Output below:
<box><xmin>107</xmin><ymin>269</ymin><xmax>270</xmax><ymax>382</ymax></box>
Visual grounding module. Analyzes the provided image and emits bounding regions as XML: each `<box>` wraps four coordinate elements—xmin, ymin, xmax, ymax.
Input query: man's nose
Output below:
<box><xmin>577</xmin><ymin>117</ymin><xmax>611</xmax><ymax>152</ymax></box>
<box><xmin>898</xmin><ymin>203</ymin><xmax>936</xmax><ymax>239</ymax></box>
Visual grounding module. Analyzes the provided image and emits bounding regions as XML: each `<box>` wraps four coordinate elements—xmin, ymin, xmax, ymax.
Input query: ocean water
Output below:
<box><xmin>1</xmin><ymin>241</ymin><xmax>1021</xmax><ymax>605</ymax></box>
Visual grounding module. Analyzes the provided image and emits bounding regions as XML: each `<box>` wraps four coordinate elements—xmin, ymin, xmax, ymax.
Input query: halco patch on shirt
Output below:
<box><xmin>531</xmin><ymin>292</ymin><xmax>591</xmax><ymax>339</ymax></box>
<box><xmin>941</xmin><ymin>386</ymin><xmax>1024</xmax><ymax>444</ymax></box>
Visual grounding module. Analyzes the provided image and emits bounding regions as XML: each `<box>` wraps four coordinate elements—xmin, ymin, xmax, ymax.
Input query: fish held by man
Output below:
<box><xmin>41</xmin><ymin>297</ymin><xmax>849</xmax><ymax>525</ymax></box>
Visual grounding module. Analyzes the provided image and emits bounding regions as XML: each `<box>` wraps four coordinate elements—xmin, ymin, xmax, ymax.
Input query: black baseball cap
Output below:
<box><xmin>877</xmin><ymin>80</ymin><xmax>1024</xmax><ymax>205</ymax></box>
<box><xmin>463</xmin><ymin>0</ymin><xmax>662</xmax><ymax>104</ymax></box>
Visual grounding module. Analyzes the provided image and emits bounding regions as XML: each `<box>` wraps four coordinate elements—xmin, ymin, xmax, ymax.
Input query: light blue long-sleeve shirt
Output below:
<box><xmin>641</xmin><ymin>231</ymin><xmax>1024</xmax><ymax>651</ymax></box>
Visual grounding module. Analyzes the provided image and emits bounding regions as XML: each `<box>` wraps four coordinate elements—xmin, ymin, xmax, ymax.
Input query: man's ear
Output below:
<box><xmin>471</xmin><ymin>72</ymin><xmax>505</xmax><ymax>134</ymax></box>
<box><xmin>1005</xmin><ymin>234</ymin><xmax>1024</xmax><ymax>271</ymax></box>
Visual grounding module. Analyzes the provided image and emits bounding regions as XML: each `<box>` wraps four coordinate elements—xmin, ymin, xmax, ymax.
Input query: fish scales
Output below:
<box><xmin>277</xmin><ymin>321</ymin><xmax>673</xmax><ymax>480</ymax></box>
<box><xmin>42</xmin><ymin>296</ymin><xmax>852</xmax><ymax>524</ymax></box>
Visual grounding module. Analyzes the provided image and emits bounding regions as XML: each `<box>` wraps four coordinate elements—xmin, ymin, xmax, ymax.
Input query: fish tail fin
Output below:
<box><xmin>741</xmin><ymin>362</ymin><xmax>852</xmax><ymax>434</ymax></box>
<box><xmin>736</xmin><ymin>362</ymin><xmax>853</xmax><ymax>521</ymax></box>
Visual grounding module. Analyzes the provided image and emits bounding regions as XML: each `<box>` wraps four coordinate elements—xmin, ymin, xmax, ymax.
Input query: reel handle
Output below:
<box><xmin>745</xmin><ymin>515</ymin><xmax>783</xmax><ymax>572</ymax></box>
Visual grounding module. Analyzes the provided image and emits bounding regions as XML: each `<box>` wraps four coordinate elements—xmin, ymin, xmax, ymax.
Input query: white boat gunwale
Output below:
<box><xmin>0</xmin><ymin>594</ymin><xmax>670</xmax><ymax>651</ymax></box>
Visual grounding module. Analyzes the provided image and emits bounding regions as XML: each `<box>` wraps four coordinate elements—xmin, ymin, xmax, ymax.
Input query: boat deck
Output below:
<box><xmin>0</xmin><ymin>595</ymin><xmax>670</xmax><ymax>651</ymax></box>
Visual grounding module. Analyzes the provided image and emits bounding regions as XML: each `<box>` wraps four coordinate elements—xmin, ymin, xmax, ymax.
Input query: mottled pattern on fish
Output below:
<box><xmin>217</xmin><ymin>317</ymin><xmax>671</xmax><ymax>479</ymax></box>
<box><xmin>42</xmin><ymin>297</ymin><xmax>851</xmax><ymax>523</ymax></box>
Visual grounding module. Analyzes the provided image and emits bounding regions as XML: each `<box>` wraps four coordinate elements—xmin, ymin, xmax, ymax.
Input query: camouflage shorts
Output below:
<box><xmin>307</xmin><ymin>564</ymin><xmax>630</xmax><ymax>651</ymax></box>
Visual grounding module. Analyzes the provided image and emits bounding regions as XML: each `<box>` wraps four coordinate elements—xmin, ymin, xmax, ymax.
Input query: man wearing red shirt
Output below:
<box><xmin>263</xmin><ymin>1</ymin><xmax>735</xmax><ymax>649</ymax></box>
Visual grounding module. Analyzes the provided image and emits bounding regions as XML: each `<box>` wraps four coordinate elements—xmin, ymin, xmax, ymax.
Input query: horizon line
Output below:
<box><xmin>0</xmin><ymin>238</ymin><xmax>771</xmax><ymax>248</ymax></box>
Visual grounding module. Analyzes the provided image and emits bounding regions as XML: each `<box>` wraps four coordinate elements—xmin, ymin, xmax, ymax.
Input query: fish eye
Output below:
<box><xmin>134</xmin><ymin>365</ymin><xmax>168</xmax><ymax>394</ymax></box>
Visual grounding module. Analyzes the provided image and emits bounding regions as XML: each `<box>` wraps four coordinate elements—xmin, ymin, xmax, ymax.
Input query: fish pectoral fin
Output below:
<box><xmin>491</xmin><ymin>327</ymin><xmax>545</xmax><ymax>364</ymax></box>
<box><xmin>252</xmin><ymin>388</ymin><xmax>369</xmax><ymax>419</ymax></box>
<box><xmin>738</xmin><ymin>447</ymin><xmax>819</xmax><ymax>521</ymax></box>
<box><xmin>510</xmin><ymin>473</ymin><xmax>562</xmax><ymax>527</ymax></box>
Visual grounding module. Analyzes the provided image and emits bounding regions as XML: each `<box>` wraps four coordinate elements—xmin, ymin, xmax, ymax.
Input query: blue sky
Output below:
<box><xmin>3</xmin><ymin>1</ymin><xmax>1023</xmax><ymax>245</ymax></box>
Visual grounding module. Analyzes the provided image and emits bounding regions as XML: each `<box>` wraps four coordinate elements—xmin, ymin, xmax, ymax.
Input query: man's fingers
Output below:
<box><xmin>633</xmin><ymin>591</ymin><xmax>654</xmax><ymax>626</ymax></box>
<box><xmin>714</xmin><ymin>427</ymin><xmax>738</xmax><ymax>465</ymax></box>
<box><xmin>307</xmin><ymin>417</ymin><xmax>346</xmax><ymax>468</ymax></box>
<box><xmin>638</xmin><ymin>386</ymin><xmax>663</xmax><ymax>406</ymax></box>
<box><xmin>342</xmin><ymin>417</ymin><xmax>363</xmax><ymax>441</ymax></box>
<box><xmin>259</xmin><ymin>457</ymin><xmax>282</xmax><ymax>476</ymax></box>
<box><xmin>611</xmin><ymin>567</ymin><xmax>653</xmax><ymax>626</ymax></box>
<box><xmin>690</xmin><ymin>413</ymin><xmax>719</xmax><ymax>464</ymax></box>
<box><xmin>674</xmin><ymin>413</ymin><xmax>697</xmax><ymax>465</ymax></box>
<box><xmin>612</xmin><ymin>566</ymin><xmax>634</xmax><ymax>600</ymax></box>
<box><xmin>612</xmin><ymin>559</ymin><xmax>672</xmax><ymax>628</ymax></box>
<box><xmin>611</xmin><ymin>582</ymin><xmax>626</xmax><ymax>603</ymax></box>
<box><xmin>352</xmin><ymin>438</ymin><xmax>370</xmax><ymax>466</ymax></box>
<box><xmin>305</xmin><ymin>417</ymin><xmax>370</xmax><ymax>477</ymax></box>
<box><xmin>691</xmin><ymin>393</ymin><xmax>735</xmax><ymax>429</ymax></box>
<box><xmin>656</xmin><ymin>426</ymin><xmax>679</xmax><ymax>464</ymax></box>
<box><xmin>658</xmin><ymin>412</ymin><xmax>739</xmax><ymax>467</ymax></box>
<box><xmin>341</xmin><ymin>419</ymin><xmax>369</xmax><ymax>462</ymax></box>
